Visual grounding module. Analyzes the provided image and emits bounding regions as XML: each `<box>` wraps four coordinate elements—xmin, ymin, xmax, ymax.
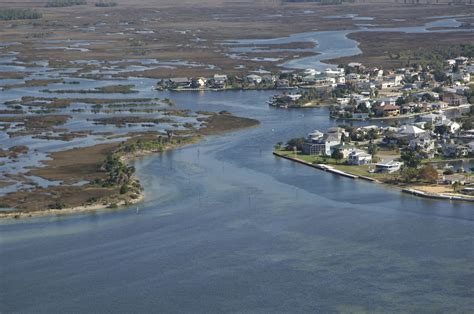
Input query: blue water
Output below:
<box><xmin>1</xmin><ymin>90</ymin><xmax>473</xmax><ymax>313</ymax></box>
<box><xmin>226</xmin><ymin>18</ymin><xmax>473</xmax><ymax>70</ymax></box>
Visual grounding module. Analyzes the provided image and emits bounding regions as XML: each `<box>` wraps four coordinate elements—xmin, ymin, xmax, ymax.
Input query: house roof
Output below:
<box><xmin>400</xmin><ymin>125</ymin><xmax>425</xmax><ymax>135</ymax></box>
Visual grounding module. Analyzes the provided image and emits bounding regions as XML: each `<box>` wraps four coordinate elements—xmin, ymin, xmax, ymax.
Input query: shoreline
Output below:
<box><xmin>332</xmin><ymin>104</ymin><xmax>472</xmax><ymax>121</ymax></box>
<box><xmin>0</xmin><ymin>114</ymin><xmax>260</xmax><ymax>220</ymax></box>
<box><xmin>273</xmin><ymin>152</ymin><xmax>474</xmax><ymax>203</ymax></box>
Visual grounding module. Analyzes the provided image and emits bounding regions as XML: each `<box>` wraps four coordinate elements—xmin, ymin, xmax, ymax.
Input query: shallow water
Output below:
<box><xmin>1</xmin><ymin>90</ymin><xmax>473</xmax><ymax>313</ymax></box>
<box><xmin>226</xmin><ymin>17</ymin><xmax>474</xmax><ymax>70</ymax></box>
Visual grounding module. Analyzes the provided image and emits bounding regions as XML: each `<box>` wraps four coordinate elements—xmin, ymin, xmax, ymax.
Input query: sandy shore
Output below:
<box><xmin>0</xmin><ymin>192</ymin><xmax>145</xmax><ymax>220</ymax></box>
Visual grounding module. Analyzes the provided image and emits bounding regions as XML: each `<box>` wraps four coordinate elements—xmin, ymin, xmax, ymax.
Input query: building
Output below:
<box><xmin>375</xmin><ymin>160</ymin><xmax>403</xmax><ymax>173</ymax></box>
<box><xmin>443</xmin><ymin>92</ymin><xmax>468</xmax><ymax>106</ymax></box>
<box><xmin>276</xmin><ymin>79</ymin><xmax>290</xmax><ymax>89</ymax></box>
<box><xmin>348</xmin><ymin>150</ymin><xmax>373</xmax><ymax>165</ymax></box>
<box><xmin>442</xmin><ymin>144</ymin><xmax>469</xmax><ymax>158</ymax></box>
<box><xmin>191</xmin><ymin>77</ymin><xmax>207</xmax><ymax>88</ymax></box>
<box><xmin>169</xmin><ymin>77</ymin><xmax>191</xmax><ymax>88</ymax></box>
<box><xmin>436</xmin><ymin>119</ymin><xmax>461</xmax><ymax>134</ymax></box>
<box><xmin>302</xmin><ymin>132</ymin><xmax>341</xmax><ymax>156</ymax></box>
<box><xmin>375</xmin><ymin>104</ymin><xmax>400</xmax><ymax>117</ymax></box>
<box><xmin>213</xmin><ymin>74</ymin><xmax>227</xmax><ymax>88</ymax></box>
<box><xmin>398</xmin><ymin>125</ymin><xmax>426</xmax><ymax>139</ymax></box>
<box><xmin>246</xmin><ymin>74</ymin><xmax>262</xmax><ymax>84</ymax></box>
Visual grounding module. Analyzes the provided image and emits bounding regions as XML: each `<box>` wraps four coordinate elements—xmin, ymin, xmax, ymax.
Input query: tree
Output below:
<box><xmin>396</xmin><ymin>97</ymin><xmax>405</xmax><ymax>106</ymax></box>
<box><xmin>434</xmin><ymin>124</ymin><xmax>449</xmax><ymax>136</ymax></box>
<box><xmin>367</xmin><ymin>142</ymin><xmax>378</xmax><ymax>157</ymax></box>
<box><xmin>421</xmin><ymin>93</ymin><xmax>435</xmax><ymax>102</ymax></box>
<box><xmin>419</xmin><ymin>165</ymin><xmax>439</xmax><ymax>183</ymax></box>
<box><xmin>120</xmin><ymin>184</ymin><xmax>129</xmax><ymax>195</ymax></box>
<box><xmin>331</xmin><ymin>149</ymin><xmax>344</xmax><ymax>161</ymax></box>
<box><xmin>401</xmin><ymin>167</ymin><xmax>419</xmax><ymax>183</ymax></box>
<box><xmin>401</xmin><ymin>150</ymin><xmax>422</xmax><ymax>168</ymax></box>
<box><xmin>286</xmin><ymin>138</ymin><xmax>306</xmax><ymax>151</ymax></box>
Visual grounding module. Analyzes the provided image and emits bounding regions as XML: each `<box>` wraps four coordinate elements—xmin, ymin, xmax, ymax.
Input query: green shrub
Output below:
<box><xmin>120</xmin><ymin>184</ymin><xmax>129</xmax><ymax>194</ymax></box>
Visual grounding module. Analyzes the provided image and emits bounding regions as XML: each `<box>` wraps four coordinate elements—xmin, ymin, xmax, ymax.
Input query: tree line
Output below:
<box><xmin>46</xmin><ymin>0</ymin><xmax>87</xmax><ymax>7</ymax></box>
<box><xmin>0</xmin><ymin>8</ymin><xmax>42</xmax><ymax>20</ymax></box>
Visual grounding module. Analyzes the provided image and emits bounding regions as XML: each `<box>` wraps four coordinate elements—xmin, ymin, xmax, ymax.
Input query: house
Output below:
<box><xmin>442</xmin><ymin>144</ymin><xmax>469</xmax><ymax>158</ymax></box>
<box><xmin>455</xmin><ymin>56</ymin><xmax>469</xmax><ymax>66</ymax></box>
<box><xmin>436</xmin><ymin>119</ymin><xmax>461</xmax><ymax>134</ymax></box>
<box><xmin>375</xmin><ymin>104</ymin><xmax>400</xmax><ymax>117</ymax></box>
<box><xmin>443</xmin><ymin>92</ymin><xmax>468</xmax><ymax>106</ymax></box>
<box><xmin>213</xmin><ymin>74</ymin><xmax>227</xmax><ymax>88</ymax></box>
<box><xmin>398</xmin><ymin>125</ymin><xmax>426</xmax><ymax>139</ymax></box>
<box><xmin>449</xmin><ymin>71</ymin><xmax>470</xmax><ymax>83</ymax></box>
<box><xmin>169</xmin><ymin>77</ymin><xmax>191</xmax><ymax>88</ymax></box>
<box><xmin>324</xmin><ymin>68</ymin><xmax>345</xmax><ymax>78</ymax></box>
<box><xmin>330</xmin><ymin>143</ymin><xmax>356</xmax><ymax>158</ymax></box>
<box><xmin>307</xmin><ymin>130</ymin><xmax>324</xmax><ymax>141</ymax></box>
<box><xmin>408</xmin><ymin>135</ymin><xmax>435</xmax><ymax>154</ymax></box>
<box><xmin>276</xmin><ymin>79</ymin><xmax>290</xmax><ymax>89</ymax></box>
<box><xmin>375</xmin><ymin>160</ymin><xmax>403</xmax><ymax>173</ymax></box>
<box><xmin>348</xmin><ymin>150</ymin><xmax>372</xmax><ymax>165</ymax></box>
<box><xmin>246</xmin><ymin>74</ymin><xmax>262</xmax><ymax>84</ymax></box>
<box><xmin>262</xmin><ymin>75</ymin><xmax>277</xmax><ymax>84</ymax></box>
<box><xmin>419</xmin><ymin>113</ymin><xmax>446</xmax><ymax>124</ymax></box>
<box><xmin>302</xmin><ymin>132</ymin><xmax>341</xmax><ymax>156</ymax></box>
<box><xmin>191</xmin><ymin>77</ymin><xmax>207</xmax><ymax>88</ymax></box>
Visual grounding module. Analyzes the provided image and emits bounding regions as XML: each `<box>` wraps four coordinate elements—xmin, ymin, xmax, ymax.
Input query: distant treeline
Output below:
<box><xmin>95</xmin><ymin>0</ymin><xmax>117</xmax><ymax>7</ymax></box>
<box><xmin>46</xmin><ymin>0</ymin><xmax>87</xmax><ymax>7</ymax></box>
<box><xmin>0</xmin><ymin>8</ymin><xmax>42</xmax><ymax>20</ymax></box>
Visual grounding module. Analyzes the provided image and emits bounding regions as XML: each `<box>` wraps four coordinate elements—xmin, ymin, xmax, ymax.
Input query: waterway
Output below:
<box><xmin>1</xmin><ymin>90</ymin><xmax>473</xmax><ymax>313</ymax></box>
<box><xmin>1</xmin><ymin>15</ymin><xmax>474</xmax><ymax>312</ymax></box>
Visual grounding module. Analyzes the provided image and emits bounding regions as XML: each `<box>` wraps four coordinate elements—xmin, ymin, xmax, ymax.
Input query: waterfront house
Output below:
<box><xmin>348</xmin><ymin>150</ymin><xmax>373</xmax><ymax>165</ymax></box>
<box><xmin>442</xmin><ymin>144</ymin><xmax>469</xmax><ymax>158</ymax></box>
<box><xmin>191</xmin><ymin>77</ymin><xmax>207</xmax><ymax>88</ymax></box>
<box><xmin>375</xmin><ymin>160</ymin><xmax>403</xmax><ymax>173</ymax></box>
<box><xmin>169</xmin><ymin>77</ymin><xmax>191</xmax><ymax>88</ymax></box>
<box><xmin>374</xmin><ymin>104</ymin><xmax>400</xmax><ymax>117</ymax></box>
<box><xmin>276</xmin><ymin>79</ymin><xmax>290</xmax><ymax>89</ymax></box>
<box><xmin>302</xmin><ymin>132</ymin><xmax>341</xmax><ymax>156</ymax></box>
<box><xmin>330</xmin><ymin>143</ymin><xmax>356</xmax><ymax>158</ymax></box>
<box><xmin>262</xmin><ymin>75</ymin><xmax>277</xmax><ymax>84</ymax></box>
<box><xmin>246</xmin><ymin>74</ymin><xmax>262</xmax><ymax>85</ymax></box>
<box><xmin>213</xmin><ymin>74</ymin><xmax>227</xmax><ymax>88</ymax></box>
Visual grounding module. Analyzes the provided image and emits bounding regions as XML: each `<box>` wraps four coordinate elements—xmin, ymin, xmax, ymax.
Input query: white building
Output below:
<box><xmin>375</xmin><ymin>160</ymin><xmax>403</xmax><ymax>173</ymax></box>
<box><xmin>348</xmin><ymin>150</ymin><xmax>373</xmax><ymax>165</ymax></box>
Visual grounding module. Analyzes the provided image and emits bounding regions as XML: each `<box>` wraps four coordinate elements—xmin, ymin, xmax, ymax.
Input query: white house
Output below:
<box><xmin>375</xmin><ymin>160</ymin><xmax>403</xmax><ymax>173</ymax></box>
<box><xmin>213</xmin><ymin>74</ymin><xmax>227</xmax><ymax>88</ymax></box>
<box><xmin>399</xmin><ymin>125</ymin><xmax>426</xmax><ymax>139</ymax></box>
<box><xmin>348</xmin><ymin>150</ymin><xmax>373</xmax><ymax>165</ymax></box>
<box><xmin>246</xmin><ymin>74</ymin><xmax>262</xmax><ymax>84</ymax></box>
<box><xmin>437</xmin><ymin>119</ymin><xmax>461</xmax><ymax>134</ymax></box>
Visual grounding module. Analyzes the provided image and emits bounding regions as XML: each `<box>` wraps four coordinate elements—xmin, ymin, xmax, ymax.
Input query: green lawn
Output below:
<box><xmin>275</xmin><ymin>149</ymin><xmax>397</xmax><ymax>181</ymax></box>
